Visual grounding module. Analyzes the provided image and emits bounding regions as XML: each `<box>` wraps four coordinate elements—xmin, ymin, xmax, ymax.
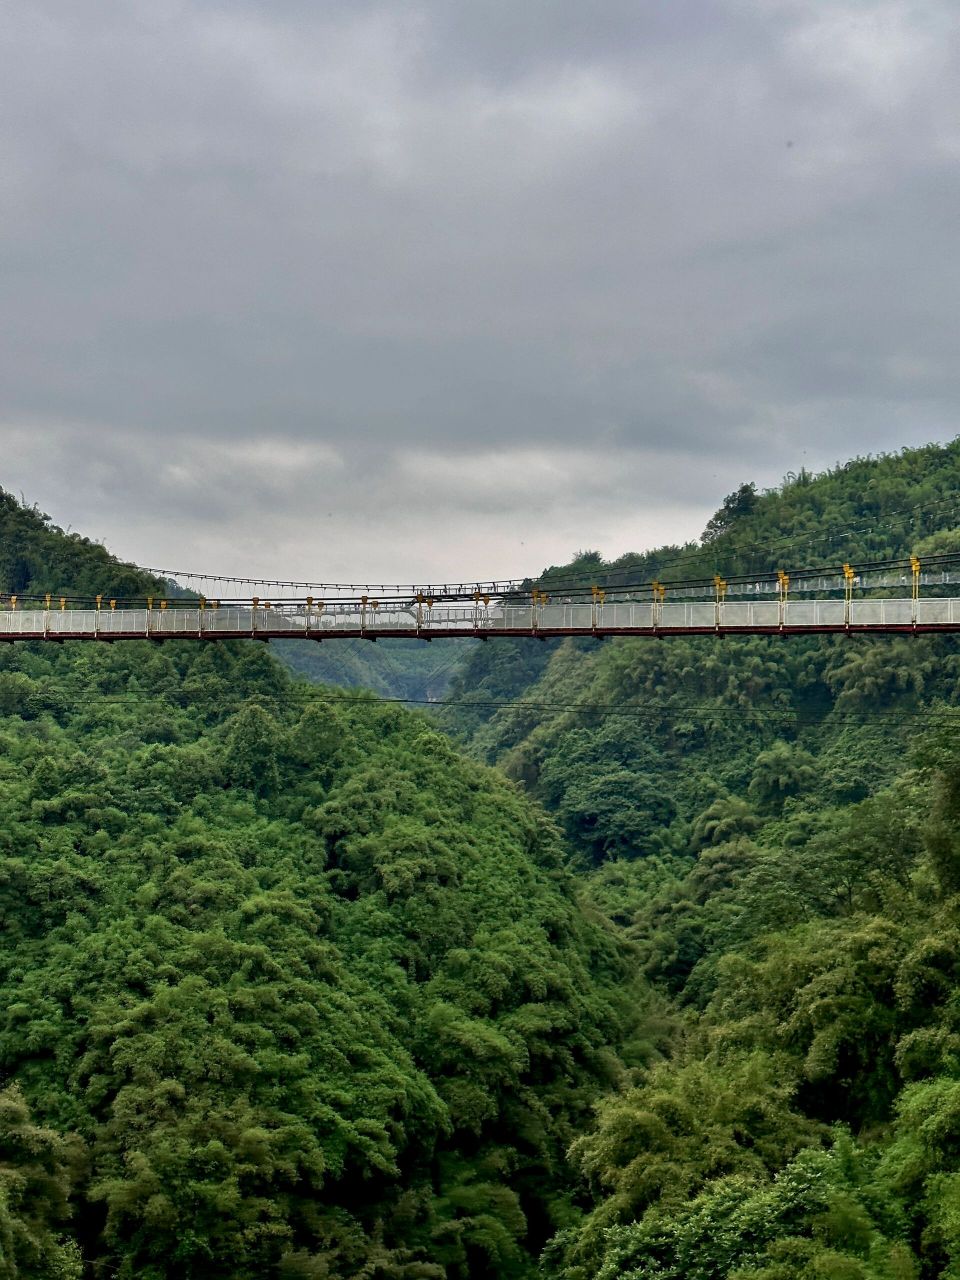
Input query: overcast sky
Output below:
<box><xmin>3</xmin><ymin>1</ymin><xmax>959</xmax><ymax>584</ymax></box>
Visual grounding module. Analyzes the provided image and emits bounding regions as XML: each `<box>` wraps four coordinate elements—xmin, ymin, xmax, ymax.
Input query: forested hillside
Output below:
<box><xmin>274</xmin><ymin>635</ymin><xmax>466</xmax><ymax>702</ymax></box>
<box><xmin>443</xmin><ymin>441</ymin><xmax>960</xmax><ymax>1277</ymax></box>
<box><xmin>443</xmin><ymin>442</ymin><xmax>960</xmax><ymax>843</ymax></box>
<box><xmin>7</xmin><ymin>441</ymin><xmax>960</xmax><ymax>1280</ymax></box>
<box><xmin>0</xmin><ymin>492</ymin><xmax>638</xmax><ymax>1278</ymax></box>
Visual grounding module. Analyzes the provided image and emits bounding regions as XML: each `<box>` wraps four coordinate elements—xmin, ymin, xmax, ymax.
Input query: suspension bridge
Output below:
<box><xmin>3</xmin><ymin>554</ymin><xmax>960</xmax><ymax>642</ymax></box>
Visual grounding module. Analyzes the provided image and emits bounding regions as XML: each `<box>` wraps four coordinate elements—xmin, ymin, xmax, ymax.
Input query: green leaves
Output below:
<box><xmin>0</xmin><ymin>1084</ymin><xmax>82</xmax><ymax>1280</ymax></box>
<box><xmin>222</xmin><ymin>704</ymin><xmax>282</xmax><ymax>796</ymax></box>
<box><xmin>584</xmin><ymin>1140</ymin><xmax>916</xmax><ymax>1280</ymax></box>
<box><xmin>0</xmin><ymin>609</ymin><xmax>629</xmax><ymax>1277</ymax></box>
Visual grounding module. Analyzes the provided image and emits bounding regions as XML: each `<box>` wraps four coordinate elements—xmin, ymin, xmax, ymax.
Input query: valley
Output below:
<box><xmin>2</xmin><ymin>443</ymin><xmax>960</xmax><ymax>1277</ymax></box>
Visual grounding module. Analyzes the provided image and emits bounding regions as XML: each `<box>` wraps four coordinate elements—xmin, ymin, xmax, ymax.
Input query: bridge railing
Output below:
<box><xmin>0</xmin><ymin>595</ymin><xmax>957</xmax><ymax>637</ymax></box>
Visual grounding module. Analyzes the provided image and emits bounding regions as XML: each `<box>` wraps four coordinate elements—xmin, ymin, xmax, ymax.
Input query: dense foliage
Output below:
<box><xmin>0</xmin><ymin>492</ymin><xmax>637</xmax><ymax>1278</ymax></box>
<box><xmin>7</xmin><ymin>441</ymin><xmax>960</xmax><ymax>1278</ymax></box>
<box><xmin>274</xmin><ymin>636</ymin><xmax>468</xmax><ymax>703</ymax></box>
<box><xmin>442</xmin><ymin>441</ymin><xmax>960</xmax><ymax>1278</ymax></box>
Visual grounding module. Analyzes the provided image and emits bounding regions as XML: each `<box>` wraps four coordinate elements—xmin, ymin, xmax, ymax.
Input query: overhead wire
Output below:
<box><xmin>9</xmin><ymin>546</ymin><xmax>960</xmax><ymax>608</ymax></box>
<box><xmin>20</xmin><ymin>685</ymin><xmax>960</xmax><ymax>727</ymax></box>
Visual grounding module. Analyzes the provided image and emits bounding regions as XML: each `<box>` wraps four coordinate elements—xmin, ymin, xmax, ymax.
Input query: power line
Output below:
<box><xmin>20</xmin><ymin>685</ymin><xmax>960</xmax><ymax>727</ymax></box>
<box><xmin>10</xmin><ymin>546</ymin><xmax>960</xmax><ymax>609</ymax></box>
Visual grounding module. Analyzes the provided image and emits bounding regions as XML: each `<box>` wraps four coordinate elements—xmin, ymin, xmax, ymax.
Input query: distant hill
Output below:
<box><xmin>0</xmin><ymin>490</ymin><xmax>165</xmax><ymax>598</ymax></box>
<box><xmin>273</xmin><ymin>633</ymin><xmax>471</xmax><ymax>701</ymax></box>
<box><xmin>443</xmin><ymin>438</ymin><xmax>960</xmax><ymax>772</ymax></box>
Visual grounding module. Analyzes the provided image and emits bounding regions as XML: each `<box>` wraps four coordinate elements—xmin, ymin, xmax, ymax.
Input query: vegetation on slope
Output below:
<box><xmin>274</xmin><ymin>635</ymin><xmax>468</xmax><ymax>701</ymax></box>
<box><xmin>542</xmin><ymin>733</ymin><xmax>960</xmax><ymax>1278</ymax></box>
<box><xmin>0</xmin><ymin>491</ymin><xmax>638</xmax><ymax>1279</ymax></box>
<box><xmin>8</xmin><ymin>439</ymin><xmax>960</xmax><ymax>1279</ymax></box>
<box><xmin>442</xmin><ymin>440</ymin><xmax>960</xmax><ymax>1278</ymax></box>
<box><xmin>443</xmin><ymin>441</ymin><xmax>960</xmax><ymax>845</ymax></box>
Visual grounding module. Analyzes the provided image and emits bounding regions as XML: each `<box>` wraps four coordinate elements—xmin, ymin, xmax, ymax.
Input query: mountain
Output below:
<box><xmin>443</xmin><ymin>440</ymin><xmax>960</xmax><ymax>831</ymax></box>
<box><xmin>443</xmin><ymin>439</ymin><xmax>960</xmax><ymax>1277</ymax></box>
<box><xmin>8</xmin><ymin>441</ymin><xmax>960</xmax><ymax>1279</ymax></box>
<box><xmin>0</xmin><ymin>490</ymin><xmax>637</xmax><ymax>1279</ymax></box>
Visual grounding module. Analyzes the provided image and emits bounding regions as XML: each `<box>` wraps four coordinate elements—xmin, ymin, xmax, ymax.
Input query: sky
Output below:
<box><xmin>2</xmin><ymin>0</ymin><xmax>959</xmax><ymax>585</ymax></box>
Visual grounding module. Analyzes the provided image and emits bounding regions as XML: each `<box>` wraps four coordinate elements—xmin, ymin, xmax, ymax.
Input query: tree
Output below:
<box><xmin>0</xmin><ymin>1085</ymin><xmax>82</xmax><ymax>1280</ymax></box>
<box><xmin>701</xmin><ymin>483</ymin><xmax>759</xmax><ymax>545</ymax></box>
<box><xmin>223</xmin><ymin>704</ymin><xmax>281</xmax><ymax>796</ymax></box>
<box><xmin>748</xmin><ymin>742</ymin><xmax>817</xmax><ymax>813</ymax></box>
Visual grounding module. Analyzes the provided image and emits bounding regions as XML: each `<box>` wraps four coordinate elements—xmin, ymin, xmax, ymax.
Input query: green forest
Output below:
<box><xmin>3</xmin><ymin>441</ymin><xmax>960</xmax><ymax>1278</ymax></box>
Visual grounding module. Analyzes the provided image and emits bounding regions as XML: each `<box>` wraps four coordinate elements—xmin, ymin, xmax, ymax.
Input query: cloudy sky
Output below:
<box><xmin>3</xmin><ymin>1</ymin><xmax>959</xmax><ymax>584</ymax></box>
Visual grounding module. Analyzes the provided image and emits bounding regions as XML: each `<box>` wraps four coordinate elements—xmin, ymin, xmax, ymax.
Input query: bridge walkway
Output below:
<box><xmin>1</xmin><ymin>595</ymin><xmax>958</xmax><ymax>641</ymax></box>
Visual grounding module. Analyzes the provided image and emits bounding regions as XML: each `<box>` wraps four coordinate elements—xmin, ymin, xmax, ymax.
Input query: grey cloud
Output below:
<box><xmin>1</xmin><ymin>0</ymin><xmax>958</xmax><ymax>579</ymax></box>
<box><xmin>3</xmin><ymin>420</ymin><xmax>747</xmax><ymax>585</ymax></box>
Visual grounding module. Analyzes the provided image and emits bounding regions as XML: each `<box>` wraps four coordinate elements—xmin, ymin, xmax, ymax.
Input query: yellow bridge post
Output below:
<box><xmin>777</xmin><ymin>571</ymin><xmax>789</xmax><ymax>628</ymax></box>
<box><xmin>910</xmin><ymin>555</ymin><xmax>921</xmax><ymax>625</ymax></box>
<box><xmin>651</xmin><ymin>581</ymin><xmax>665</xmax><ymax>630</ymax></box>
<box><xmin>842</xmin><ymin>564</ymin><xmax>855</xmax><ymax>627</ymax></box>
